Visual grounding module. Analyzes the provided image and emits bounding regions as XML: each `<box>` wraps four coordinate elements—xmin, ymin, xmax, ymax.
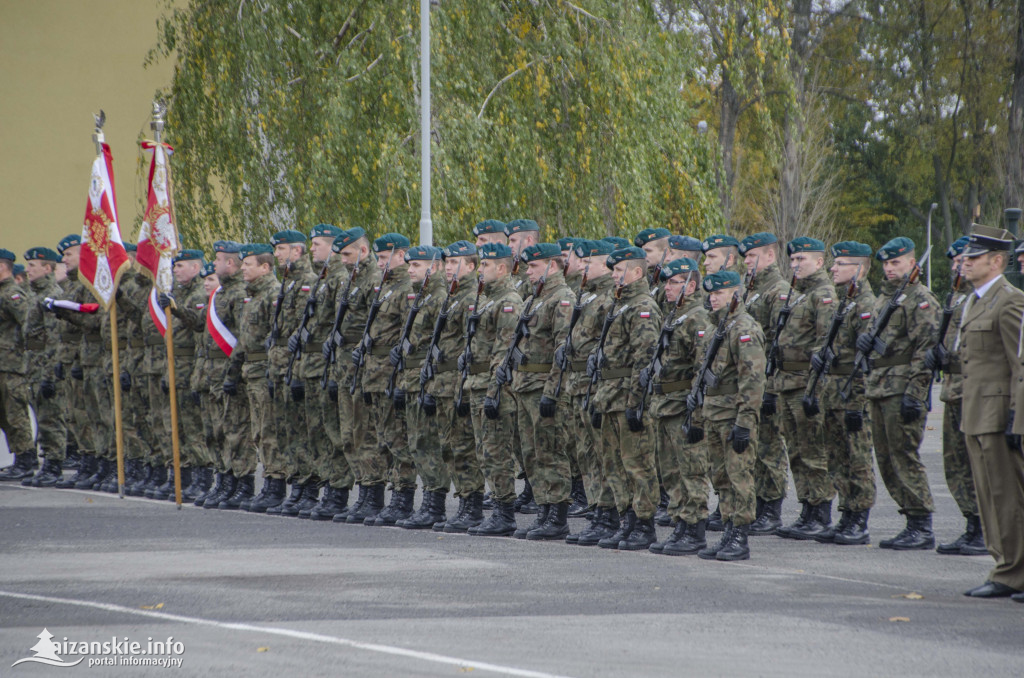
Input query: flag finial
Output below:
<box><xmin>150</xmin><ymin>100</ymin><xmax>166</xmax><ymax>142</ymax></box>
<box><xmin>92</xmin><ymin>110</ymin><xmax>105</xmax><ymax>154</ymax></box>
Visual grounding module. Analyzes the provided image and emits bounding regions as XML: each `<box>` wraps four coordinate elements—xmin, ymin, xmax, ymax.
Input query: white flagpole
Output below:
<box><xmin>419</xmin><ymin>0</ymin><xmax>432</xmax><ymax>247</ymax></box>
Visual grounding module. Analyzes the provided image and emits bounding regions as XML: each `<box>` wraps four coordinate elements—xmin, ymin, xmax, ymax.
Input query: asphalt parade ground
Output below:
<box><xmin>1</xmin><ymin>392</ymin><xmax>1022</xmax><ymax>677</ymax></box>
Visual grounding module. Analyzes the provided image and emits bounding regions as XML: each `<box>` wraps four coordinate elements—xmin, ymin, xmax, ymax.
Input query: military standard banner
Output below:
<box><xmin>79</xmin><ymin>141</ymin><xmax>130</xmax><ymax>310</ymax></box>
<box><xmin>136</xmin><ymin>139</ymin><xmax>179</xmax><ymax>294</ymax></box>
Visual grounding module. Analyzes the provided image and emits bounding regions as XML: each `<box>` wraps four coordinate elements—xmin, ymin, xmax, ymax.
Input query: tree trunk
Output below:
<box><xmin>779</xmin><ymin>0</ymin><xmax>812</xmax><ymax>244</ymax></box>
<box><xmin>718</xmin><ymin>73</ymin><xmax>741</xmax><ymax>224</ymax></box>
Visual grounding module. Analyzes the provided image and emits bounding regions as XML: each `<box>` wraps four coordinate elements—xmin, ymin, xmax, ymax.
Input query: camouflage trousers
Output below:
<box><xmin>942</xmin><ymin>397</ymin><xmax>978</xmax><ymax>517</ymax></box>
<box><xmin>754</xmin><ymin>413</ymin><xmax>788</xmax><ymax>501</ymax></box>
<box><xmin>66</xmin><ymin>371</ymin><xmax>99</xmax><ymax>456</ymax></box>
<box><xmin>600</xmin><ymin>410</ymin><xmax>658</xmax><ymax>519</ymax></box>
<box><xmin>198</xmin><ymin>387</ymin><xmax>221</xmax><ymax>470</ymax></box>
<box><xmin>869</xmin><ymin>395</ymin><xmax>935</xmax><ymax>515</ymax></box>
<box><xmin>586</xmin><ymin>399</ymin><xmax>629</xmax><ymax>510</ymax></box>
<box><xmin>311</xmin><ymin>382</ymin><xmax>352</xmax><ymax>489</ymax></box>
<box><xmin>87</xmin><ymin>369</ymin><xmax>115</xmax><ymax>462</ymax></box>
<box><xmin>824</xmin><ymin>407</ymin><xmax>876</xmax><ymax>512</ymax></box>
<box><xmin>269</xmin><ymin>376</ymin><xmax>309</xmax><ymax>481</ymax></box>
<box><xmin>162</xmin><ymin>361</ymin><xmax>211</xmax><ymax>469</ymax></box>
<box><xmin>339</xmin><ymin>390</ymin><xmax>384</xmax><ymax>486</ymax></box>
<box><xmin>573</xmin><ymin>394</ymin><xmax>611</xmax><ymax>507</ymax></box>
<box><xmin>246</xmin><ymin>376</ymin><xmax>284</xmax><ymax>479</ymax></box>
<box><xmin>125</xmin><ymin>374</ymin><xmax>157</xmax><ymax>463</ymax></box>
<box><xmin>406</xmin><ymin>398</ymin><xmax>449</xmax><ymax>493</ymax></box>
<box><xmin>779</xmin><ymin>389</ymin><xmax>832</xmax><ymax>505</ymax></box>
<box><xmin>516</xmin><ymin>388</ymin><xmax>571</xmax><ymax>505</ymax></box>
<box><xmin>656</xmin><ymin>411</ymin><xmax>709</xmax><ymax>524</ymax></box>
<box><xmin>560</xmin><ymin>391</ymin><xmax>580</xmax><ymax>479</ymax></box>
<box><xmin>469</xmin><ymin>388</ymin><xmax>518</xmax><ymax>504</ymax></box>
<box><xmin>0</xmin><ymin>371</ymin><xmax>33</xmax><ymax>455</ymax></box>
<box><xmin>31</xmin><ymin>374</ymin><xmax>66</xmax><ymax>462</ymax></box>
<box><xmin>437</xmin><ymin>392</ymin><xmax>485</xmax><ymax>497</ymax></box>
<box><xmin>147</xmin><ymin>373</ymin><xmax>169</xmax><ymax>466</ymax></box>
<box><xmin>707</xmin><ymin>418</ymin><xmax>757</xmax><ymax>526</ymax></box>
<box><xmin>100</xmin><ymin>354</ymin><xmax>146</xmax><ymax>463</ymax></box>
<box><xmin>211</xmin><ymin>386</ymin><xmax>257</xmax><ymax>477</ymax></box>
<box><xmin>366</xmin><ymin>390</ymin><xmax>413</xmax><ymax>491</ymax></box>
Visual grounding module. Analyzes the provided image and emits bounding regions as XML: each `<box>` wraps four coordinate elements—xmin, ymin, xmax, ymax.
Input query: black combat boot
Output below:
<box><xmin>749</xmin><ymin>497</ymin><xmax>783</xmax><ymax>535</ymax></box>
<box><xmin>567</xmin><ymin>507</ymin><xmax>600</xmax><ymax>544</ymax></box>
<box><xmin>310</xmin><ymin>486</ymin><xmax>350</xmax><ymax>520</ymax></box>
<box><xmin>619</xmin><ymin>516</ymin><xmax>657</xmax><ymax>551</ymax></box>
<box><xmin>59</xmin><ymin>453</ymin><xmax>96</xmax><ymax>489</ymax></box>
<box><xmin>372</xmin><ymin>488</ymin><xmax>415</xmax><ymax>526</ymax></box>
<box><xmin>706</xmin><ymin>503</ymin><xmax>724</xmax><ymax>532</ymax></box>
<box><xmin>698</xmin><ymin>521</ymin><xmax>734</xmax><ymax>560</ymax></box>
<box><xmin>81</xmin><ymin>457</ymin><xmax>109</xmax><ymax>490</ymax></box>
<box><xmin>444</xmin><ymin>492</ymin><xmax>485</xmax><ymax>533</ymax></box>
<box><xmin>527</xmin><ymin>502</ymin><xmax>570</xmax><ymax>541</ymax></box>
<box><xmin>268</xmin><ymin>481</ymin><xmax>305</xmax><ymax>516</ymax></box>
<box><xmin>815</xmin><ymin>509</ymin><xmax>852</xmax><ymax>544</ymax></box>
<box><xmin>398</xmin><ymin>490</ymin><xmax>446</xmax><ymax>529</ymax></box>
<box><xmin>63</xmin><ymin>444</ymin><xmax>80</xmax><ymax>470</ymax></box>
<box><xmin>567</xmin><ymin>477</ymin><xmax>589</xmax><ymax>518</ymax></box>
<box><xmin>202</xmin><ymin>472</ymin><xmax>236</xmax><ymax>508</ymax></box>
<box><xmin>663</xmin><ymin>519</ymin><xmax>707</xmax><ymax>556</ymax></box>
<box><xmin>438</xmin><ymin>496</ymin><xmax>467</xmax><ymax>532</ymax></box>
<box><xmin>24</xmin><ymin>458</ymin><xmax>64</xmax><ymax>487</ymax></box>
<box><xmin>781</xmin><ymin>500</ymin><xmax>832</xmax><ymax>541</ymax></box>
<box><xmin>337</xmin><ymin>485</ymin><xmax>368</xmax><ymax>523</ymax></box>
<box><xmin>219</xmin><ymin>474</ymin><xmax>254</xmax><ymax>510</ymax></box>
<box><xmin>880</xmin><ymin>514</ymin><xmax>935</xmax><ymax>550</ymax></box>
<box><xmin>143</xmin><ymin>464</ymin><xmax>168</xmax><ymax>498</ymax></box>
<box><xmin>246</xmin><ymin>477</ymin><xmax>272</xmax><ymax>511</ymax></box>
<box><xmin>482</xmin><ymin>491</ymin><xmax>496</xmax><ymax>511</ymax></box>
<box><xmin>650</xmin><ymin>520</ymin><xmax>687</xmax><ymax>554</ymax></box>
<box><xmin>292</xmin><ymin>482</ymin><xmax>323</xmax><ymax>516</ymax></box>
<box><xmin>344</xmin><ymin>483</ymin><xmax>384</xmax><ymax>524</ymax></box>
<box><xmin>249</xmin><ymin>477</ymin><xmax>287</xmax><ymax>513</ymax></box>
<box><xmin>156</xmin><ymin>467</ymin><xmax>191</xmax><ymax>500</ymax></box>
<box><xmin>834</xmin><ymin>509</ymin><xmax>870</xmax><ymax>545</ymax></box>
<box><xmin>183</xmin><ymin>467</ymin><xmax>212</xmax><ymax>502</ymax></box>
<box><xmin>577</xmin><ymin>507</ymin><xmax>619</xmax><ymax>546</ymax></box>
<box><xmin>513</xmin><ymin>479</ymin><xmax>539</xmax><ymax>514</ymax></box>
<box><xmin>514</xmin><ymin>504</ymin><xmax>550</xmax><ymax>539</ymax></box>
<box><xmin>654</xmin><ymin>487</ymin><xmax>671</xmax><ymax>526</ymax></box>
<box><xmin>469</xmin><ymin>501</ymin><xmax>517</xmax><ymax>537</ymax></box>
<box><xmin>716</xmin><ymin>523</ymin><xmax>750</xmax><ymax>561</ymax></box>
<box><xmin>98</xmin><ymin>460</ymin><xmax>122</xmax><ymax>493</ymax></box>
<box><xmin>0</xmin><ymin>453</ymin><xmax>38</xmax><ymax>482</ymax></box>
<box><xmin>599</xmin><ymin>509</ymin><xmax>636</xmax><ymax>549</ymax></box>
<box><xmin>937</xmin><ymin>514</ymin><xmax>987</xmax><ymax>555</ymax></box>
<box><xmin>775</xmin><ymin>501</ymin><xmax>811</xmax><ymax>539</ymax></box>
<box><xmin>125</xmin><ymin>463</ymin><xmax>152</xmax><ymax>496</ymax></box>
<box><xmin>194</xmin><ymin>470</ymin><xmax>223</xmax><ymax>506</ymax></box>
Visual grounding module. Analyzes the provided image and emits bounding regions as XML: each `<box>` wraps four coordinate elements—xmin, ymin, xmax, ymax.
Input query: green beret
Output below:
<box><xmin>213</xmin><ymin>240</ymin><xmax>243</xmax><ymax>254</ymax></box>
<box><xmin>472</xmin><ymin>219</ymin><xmax>506</xmax><ymax>237</ymax></box>
<box><xmin>605</xmin><ymin>246</ymin><xmax>647</xmax><ymax>270</ymax></box>
<box><xmin>830</xmin><ymin>241</ymin><xmax>873</xmax><ymax>259</ymax></box>
<box><xmin>738</xmin><ymin>232</ymin><xmax>778</xmax><ymax>255</ymax></box>
<box><xmin>373</xmin><ymin>233</ymin><xmax>411</xmax><ymax>253</ymax></box>
<box><xmin>12</xmin><ymin>264</ymin><xmax>24</xmax><ymax>276</ymax></box>
<box><xmin>946</xmin><ymin>236</ymin><xmax>970</xmax><ymax>259</ymax></box>
<box><xmin>173</xmin><ymin>248</ymin><xmax>204</xmax><ymax>263</ymax></box>
<box><xmin>669</xmin><ymin>235</ymin><xmax>703</xmax><ymax>252</ymax></box>
<box><xmin>520</xmin><ymin>243</ymin><xmax>561</xmax><ymax>263</ymax></box>
<box><xmin>0</xmin><ymin>248</ymin><xmax>15</xmax><ymax>262</ymax></box>
<box><xmin>786</xmin><ymin>237</ymin><xmax>825</xmax><ymax>255</ymax></box>
<box><xmin>634</xmin><ymin>228</ymin><xmax>672</xmax><ymax>247</ymax></box>
<box><xmin>200</xmin><ymin>262</ymin><xmax>216</xmax><ymax>278</ymax></box>
<box><xmin>602</xmin><ymin>236</ymin><xmax>631</xmax><ymax>249</ymax></box>
<box><xmin>557</xmin><ymin>237</ymin><xmax>578</xmax><ymax>252</ymax></box>
<box><xmin>57</xmin><ymin>234</ymin><xmax>81</xmax><ymax>254</ymax></box>
<box><xmin>964</xmin><ymin>224</ymin><xmax>1015</xmax><ymax>258</ymax></box>
<box><xmin>505</xmin><ymin>219</ymin><xmax>540</xmax><ymax>235</ymax></box>
<box><xmin>443</xmin><ymin>240</ymin><xmax>477</xmax><ymax>258</ymax></box>
<box><xmin>25</xmin><ymin>247</ymin><xmax>60</xmax><ymax>262</ymax></box>
<box><xmin>240</xmin><ymin>243</ymin><xmax>273</xmax><ymax>259</ymax></box>
<box><xmin>703</xmin><ymin>270</ymin><xmax>742</xmax><ymax>291</ymax></box>
<box><xmin>124</xmin><ymin>243</ymin><xmax>137</xmax><ymax>254</ymax></box>
<box><xmin>271</xmin><ymin>229</ymin><xmax>306</xmax><ymax>246</ymax></box>
<box><xmin>701</xmin><ymin>234</ymin><xmax>740</xmax><ymax>252</ymax></box>
<box><xmin>574</xmin><ymin>239</ymin><xmax>615</xmax><ymax>258</ymax></box>
<box><xmin>661</xmin><ymin>257</ymin><xmax>699</xmax><ymax>281</ymax></box>
<box><xmin>310</xmin><ymin>223</ymin><xmax>344</xmax><ymax>239</ymax></box>
<box><xmin>480</xmin><ymin>243</ymin><xmax>513</xmax><ymax>260</ymax></box>
<box><xmin>331</xmin><ymin>228</ymin><xmax>366</xmax><ymax>253</ymax></box>
<box><xmin>876</xmin><ymin>236</ymin><xmax>916</xmax><ymax>261</ymax></box>
<box><xmin>405</xmin><ymin>245</ymin><xmax>441</xmax><ymax>262</ymax></box>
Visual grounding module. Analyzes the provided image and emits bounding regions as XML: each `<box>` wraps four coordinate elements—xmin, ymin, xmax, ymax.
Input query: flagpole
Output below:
<box><xmin>152</xmin><ymin>103</ymin><xmax>184</xmax><ymax>509</ymax></box>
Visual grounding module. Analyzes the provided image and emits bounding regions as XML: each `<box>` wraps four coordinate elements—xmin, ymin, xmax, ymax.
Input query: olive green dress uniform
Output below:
<box><xmin>940</xmin><ymin>284</ymin><xmax>979</xmax><ymax>518</ymax></box>
<box><xmin>167</xmin><ymin>271</ymin><xmax>214</xmax><ymax>470</ymax></box>
<box><xmin>24</xmin><ymin>270</ymin><xmax>67</xmax><ymax>464</ymax></box>
<box><xmin>0</xmin><ymin>276</ymin><xmax>33</xmax><ymax>459</ymax></box>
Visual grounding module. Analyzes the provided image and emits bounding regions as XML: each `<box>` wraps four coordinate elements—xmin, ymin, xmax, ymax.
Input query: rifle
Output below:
<box><xmin>582</xmin><ymin>282</ymin><xmax>625</xmax><ymax>412</ymax></box>
<box><xmin>494</xmin><ymin>268</ymin><xmax>550</xmax><ymax>408</ymax></box>
<box><xmin>931</xmin><ymin>263</ymin><xmax>963</xmax><ymax>385</ymax></box>
<box><xmin>636</xmin><ymin>270</ymin><xmax>694</xmax><ymax>422</ymax></box>
<box><xmin>765</xmin><ymin>273</ymin><xmax>798</xmax><ymax>377</ymax></box>
<box><xmin>285</xmin><ymin>256</ymin><xmax>331</xmax><ymax>386</ymax></box>
<box><xmin>649</xmin><ymin>247</ymin><xmax>669</xmax><ymax>289</ymax></box>
<box><xmin>266</xmin><ymin>261</ymin><xmax>292</xmax><ymax>352</ymax></box>
<box><xmin>742</xmin><ymin>255</ymin><xmax>760</xmax><ymax>304</ymax></box>
<box><xmin>802</xmin><ymin>266</ymin><xmax>861</xmax><ymax>416</ymax></box>
<box><xmin>454</xmin><ymin>272</ymin><xmax>486</xmax><ymax>416</ymax></box>
<box><xmin>319</xmin><ymin>251</ymin><xmax>362</xmax><ymax>389</ymax></box>
<box><xmin>418</xmin><ymin>260</ymin><xmax>463</xmax><ymax>408</ymax></box>
<box><xmin>386</xmin><ymin>252</ymin><xmax>438</xmax><ymax>399</ymax></box>
<box><xmin>840</xmin><ymin>246</ymin><xmax>932</xmax><ymax>401</ymax></box>
<box><xmin>682</xmin><ymin>290</ymin><xmax>742</xmax><ymax>437</ymax></box>
<box><xmin>349</xmin><ymin>258</ymin><xmax>393</xmax><ymax>396</ymax></box>
<box><xmin>553</xmin><ymin>262</ymin><xmax>591</xmax><ymax>398</ymax></box>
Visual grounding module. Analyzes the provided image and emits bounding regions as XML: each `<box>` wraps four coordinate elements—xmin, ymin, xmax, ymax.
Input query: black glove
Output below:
<box><xmin>389</xmin><ymin>344</ymin><xmax>404</xmax><ymax>367</ymax></box>
<box><xmin>483</xmin><ymin>396</ymin><xmax>499</xmax><ymax>420</ymax></box>
<box><xmin>924</xmin><ymin>344</ymin><xmax>950</xmax><ymax>373</ymax></box>
<box><xmin>844</xmin><ymin>409</ymin><xmax>863</xmax><ymax>433</ymax></box>
<box><xmin>1006</xmin><ymin>410</ymin><xmax>1021</xmax><ymax>452</ymax></box>
<box><xmin>686</xmin><ymin>391</ymin><xmax>700</xmax><ymax>412</ymax></box>
<box><xmin>158</xmin><ymin>293</ymin><xmax>172</xmax><ymax>310</ymax></box>
<box><xmin>222</xmin><ymin>379</ymin><xmax>238</xmax><ymax>396</ymax></box>
<box><xmin>455</xmin><ymin>397</ymin><xmax>471</xmax><ymax>417</ymax></box>
<box><xmin>419</xmin><ymin>362</ymin><xmax>435</xmax><ymax>386</ymax></box>
<box><xmin>322</xmin><ymin>339</ymin><xmax>334</xmax><ymax>362</ymax></box>
<box><xmin>160</xmin><ymin>377</ymin><xmax>169</xmax><ymax>395</ymax></box>
<box><xmin>855</xmin><ymin>332</ymin><xmax>874</xmax><ymax>355</ymax></box>
<box><xmin>190</xmin><ymin>390</ymin><xmax>201</xmax><ymax>406</ymax></box>
<box><xmin>591</xmin><ymin>411</ymin><xmax>602</xmax><ymax>429</ymax></box>
<box><xmin>554</xmin><ymin>345</ymin><xmax>569</xmax><ymax>371</ymax></box>
<box><xmin>457</xmin><ymin>351</ymin><xmax>472</xmax><ymax>374</ymax></box>
<box><xmin>70</xmin><ymin>365</ymin><xmax>84</xmax><ymax>380</ymax></box>
<box><xmin>686</xmin><ymin>425</ymin><xmax>704</xmax><ymax>444</ymax></box>
<box><xmin>728</xmin><ymin>425</ymin><xmax>751</xmax><ymax>454</ymax></box>
<box><xmin>637</xmin><ymin>367</ymin><xmax>652</xmax><ymax>393</ymax></box>
<box><xmin>420</xmin><ymin>393</ymin><xmax>437</xmax><ymax>416</ymax></box>
<box><xmin>586</xmin><ymin>352</ymin><xmax>601</xmax><ymax>378</ymax></box>
<box><xmin>267</xmin><ymin>379</ymin><xmax>275</xmax><ymax>399</ymax></box>
<box><xmin>626</xmin><ymin>407</ymin><xmax>644</xmax><ymax>432</ymax></box>
<box><xmin>291</xmin><ymin>380</ymin><xmax>305</xmax><ymax>402</ymax></box>
<box><xmin>54</xmin><ymin>363</ymin><xmax>65</xmax><ymax>381</ymax></box>
<box><xmin>119</xmin><ymin>370</ymin><xmax>131</xmax><ymax>392</ymax></box>
<box><xmin>539</xmin><ymin>396</ymin><xmax>557</xmax><ymax>418</ymax></box>
<box><xmin>495</xmin><ymin>364</ymin><xmax>512</xmax><ymax>386</ymax></box>
<box><xmin>801</xmin><ymin>394</ymin><xmax>820</xmax><ymax>418</ymax></box>
<box><xmin>287</xmin><ymin>333</ymin><xmax>301</xmax><ymax>354</ymax></box>
<box><xmin>809</xmin><ymin>352</ymin><xmax>826</xmax><ymax>375</ymax></box>
<box><xmin>900</xmin><ymin>394</ymin><xmax>923</xmax><ymax>423</ymax></box>
<box><xmin>393</xmin><ymin>389</ymin><xmax>407</xmax><ymax>411</ymax></box>
<box><xmin>761</xmin><ymin>392</ymin><xmax>777</xmax><ymax>417</ymax></box>
<box><xmin>328</xmin><ymin>380</ymin><xmax>339</xmax><ymax>402</ymax></box>
<box><xmin>39</xmin><ymin>380</ymin><xmax>56</xmax><ymax>399</ymax></box>
<box><xmin>363</xmin><ymin>391</ymin><xmax>373</xmax><ymax>405</ymax></box>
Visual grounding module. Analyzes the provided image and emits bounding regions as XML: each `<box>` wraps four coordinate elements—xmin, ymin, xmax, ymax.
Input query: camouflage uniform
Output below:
<box><xmin>234</xmin><ymin>272</ymin><xmax>281</xmax><ymax>477</ymax></box>
<box><xmin>24</xmin><ymin>272</ymin><xmax>67</xmax><ymax>461</ymax></box>
<box><xmin>99</xmin><ymin>277</ymin><xmax>139</xmax><ymax>465</ymax></box>
<box><xmin>940</xmin><ymin>283</ymin><xmax>978</xmax><ymax>517</ymax></box>
<box><xmin>166</xmin><ymin>273</ymin><xmax>213</xmax><ymax>469</ymax></box>
<box><xmin>512</xmin><ymin>269</ymin><xmax>575</xmax><ymax>505</ymax></box>
<box><xmin>592</xmin><ymin>277</ymin><xmax>662</xmax><ymax>519</ymax></box>
<box><xmin>118</xmin><ymin>273</ymin><xmax>157</xmax><ymax>465</ymax></box>
<box><xmin>0</xmin><ymin>277</ymin><xmax>32</xmax><ymax>456</ymax></box>
<box><xmin>560</xmin><ymin>270</ymin><xmax>584</xmax><ymax>482</ymax></box>
<box><xmin>59</xmin><ymin>275</ymin><xmax>107</xmax><ymax>460</ymax></box>
<box><xmin>864</xmin><ymin>277</ymin><xmax>940</xmax><ymax>515</ymax></box>
<box><xmin>141</xmin><ymin>284</ymin><xmax>169</xmax><ymax>469</ymax></box>
<box><xmin>54</xmin><ymin>276</ymin><xmax>85</xmax><ymax>456</ymax></box>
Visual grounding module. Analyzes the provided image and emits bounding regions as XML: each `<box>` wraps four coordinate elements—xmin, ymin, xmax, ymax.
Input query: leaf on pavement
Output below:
<box><xmin>889</xmin><ymin>616</ymin><xmax>910</xmax><ymax>622</ymax></box>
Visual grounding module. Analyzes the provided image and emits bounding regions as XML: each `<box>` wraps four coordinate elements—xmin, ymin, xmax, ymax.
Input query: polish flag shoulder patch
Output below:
<box><xmin>739</xmin><ymin>334</ymin><xmax>752</xmax><ymax>343</ymax></box>
<box><xmin>697</xmin><ymin>330</ymin><xmax>706</xmax><ymax>338</ymax></box>
<box><xmin>272</xmin><ymin>300</ymin><xmax>278</xmax><ymax>307</ymax></box>
<box><xmin>468</xmin><ymin>305</ymin><xmax>476</xmax><ymax>312</ymax></box>
<box><xmin>860</xmin><ymin>312</ymin><xmax>871</xmax><ymax>320</ymax></box>
<box><xmin>196</xmin><ymin>303</ymin><xmax>206</xmax><ymax>310</ymax></box>
<box><xmin>919</xmin><ymin>301</ymin><xmax>930</xmax><ymax>310</ymax></box>
<box><xmin>301</xmin><ymin>285</ymin><xmax>311</xmax><ymax>292</ymax></box>
<box><xmin>11</xmin><ymin>293</ymin><xmax>21</xmax><ymax>300</ymax></box>
<box><xmin>821</xmin><ymin>297</ymin><xmax>833</xmax><ymax>304</ymax></box>
<box><xmin>373</xmin><ymin>286</ymin><xmax>381</xmax><ymax>293</ymax></box>
<box><xmin>560</xmin><ymin>300</ymin><xmax>571</xmax><ymax>306</ymax></box>
<box><xmin>780</xmin><ymin>294</ymin><xmax>789</xmax><ymax>301</ymax></box>
<box><xmin>407</xmin><ymin>293</ymin><xmax>417</xmax><ymax>300</ymax></box>
<box><xmin>502</xmin><ymin>305</ymin><xmax>515</xmax><ymax>313</ymax></box>
<box><xmin>242</xmin><ymin>297</ymin><xmax>251</xmax><ymax>304</ymax></box>
<box><xmin>639</xmin><ymin>311</ymin><xmax>651</xmax><ymax>318</ymax></box>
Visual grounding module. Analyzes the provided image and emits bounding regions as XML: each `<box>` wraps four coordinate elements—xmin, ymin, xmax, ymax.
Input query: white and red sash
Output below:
<box><xmin>148</xmin><ymin>287</ymin><xmax>168</xmax><ymax>337</ymax></box>
<box><xmin>206</xmin><ymin>287</ymin><xmax>237</xmax><ymax>357</ymax></box>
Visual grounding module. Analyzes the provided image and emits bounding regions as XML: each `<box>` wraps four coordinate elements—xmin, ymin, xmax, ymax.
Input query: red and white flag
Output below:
<box><xmin>148</xmin><ymin>287</ymin><xmax>168</xmax><ymax>337</ymax></box>
<box><xmin>136</xmin><ymin>140</ymin><xmax>179</xmax><ymax>293</ymax></box>
<box><xmin>43</xmin><ymin>297</ymin><xmax>100</xmax><ymax>314</ymax></box>
<box><xmin>80</xmin><ymin>142</ymin><xmax>130</xmax><ymax>310</ymax></box>
<box><xmin>206</xmin><ymin>288</ymin><xmax>237</xmax><ymax>357</ymax></box>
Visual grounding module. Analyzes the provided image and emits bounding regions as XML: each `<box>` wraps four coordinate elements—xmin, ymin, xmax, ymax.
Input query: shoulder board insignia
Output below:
<box><xmin>560</xmin><ymin>300</ymin><xmax>571</xmax><ymax>306</ymax></box>
<box><xmin>747</xmin><ymin>293</ymin><xmax>761</xmax><ymax>305</ymax></box>
<box><xmin>649</xmin><ymin>286</ymin><xmax>660</xmax><ymax>297</ymax></box>
<box><xmin>918</xmin><ymin>301</ymin><xmax>930</xmax><ymax>310</ymax></box>
<box><xmin>739</xmin><ymin>334</ymin><xmax>752</xmax><ymax>343</ymax></box>
<box><xmin>502</xmin><ymin>305</ymin><xmax>515</xmax><ymax>312</ymax></box>
<box><xmin>639</xmin><ymin>311</ymin><xmax>651</xmax><ymax>318</ymax></box>
<box><xmin>821</xmin><ymin>297</ymin><xmax>833</xmax><ymax>304</ymax></box>
<box><xmin>860</xmin><ymin>312</ymin><xmax>871</xmax><ymax>320</ymax></box>
<box><xmin>407</xmin><ymin>293</ymin><xmax>417</xmax><ymax>300</ymax></box>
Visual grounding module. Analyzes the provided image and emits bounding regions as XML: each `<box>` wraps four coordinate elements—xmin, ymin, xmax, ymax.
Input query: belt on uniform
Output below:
<box><xmin>830</xmin><ymin>363</ymin><xmax>854</xmax><ymax>375</ymax></box>
<box><xmin>780</xmin><ymin>361</ymin><xmax>810</xmax><ymax>372</ymax></box>
<box><xmin>705</xmin><ymin>384</ymin><xmax>739</xmax><ymax>396</ymax></box>
<box><xmin>369</xmin><ymin>345</ymin><xmax>392</xmax><ymax>356</ymax></box>
<box><xmin>653</xmin><ymin>378</ymin><xmax>691</xmax><ymax>395</ymax></box>
<box><xmin>85</xmin><ymin>332</ymin><xmax>102</xmax><ymax>342</ymax></box>
<box><xmin>468</xmin><ymin>363</ymin><xmax>488</xmax><ymax>375</ymax></box>
<box><xmin>145</xmin><ymin>335</ymin><xmax>164</xmax><ymax>346</ymax></box>
<box><xmin>174</xmin><ymin>346</ymin><xmax>196</xmax><ymax>358</ymax></box>
<box><xmin>519</xmin><ymin>362</ymin><xmax>552</xmax><ymax>373</ymax></box>
<box><xmin>246</xmin><ymin>351</ymin><xmax>268</xmax><ymax>362</ymax></box>
<box><xmin>129</xmin><ymin>338</ymin><xmax>145</xmax><ymax>348</ymax></box>
<box><xmin>872</xmin><ymin>354</ymin><xmax>911</xmax><ymax>367</ymax></box>
<box><xmin>25</xmin><ymin>339</ymin><xmax>46</xmax><ymax>351</ymax></box>
<box><xmin>599</xmin><ymin>367</ymin><xmax>632</xmax><ymax>380</ymax></box>
<box><xmin>435</xmin><ymin>360</ymin><xmax>457</xmax><ymax>373</ymax></box>
<box><xmin>570</xmin><ymin>360</ymin><xmax>588</xmax><ymax>372</ymax></box>
<box><xmin>343</xmin><ymin>333</ymin><xmax>362</xmax><ymax>345</ymax></box>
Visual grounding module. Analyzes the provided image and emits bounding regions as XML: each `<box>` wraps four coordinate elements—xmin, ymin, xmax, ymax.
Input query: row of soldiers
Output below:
<box><xmin>1</xmin><ymin>220</ymin><xmax>1022</xmax><ymax>578</ymax></box>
